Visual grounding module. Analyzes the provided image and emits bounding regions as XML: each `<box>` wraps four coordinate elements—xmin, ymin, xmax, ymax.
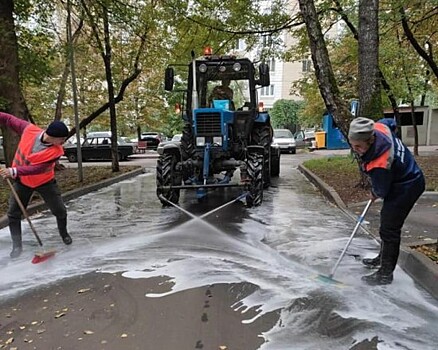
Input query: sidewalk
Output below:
<box><xmin>299</xmin><ymin>157</ymin><xmax>438</xmax><ymax>300</ymax></box>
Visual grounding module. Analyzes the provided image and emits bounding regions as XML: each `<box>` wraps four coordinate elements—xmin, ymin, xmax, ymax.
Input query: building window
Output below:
<box><xmin>235</xmin><ymin>39</ymin><xmax>244</xmax><ymax>50</ymax></box>
<box><xmin>262</xmin><ymin>36</ymin><xmax>273</xmax><ymax>47</ymax></box>
<box><xmin>302</xmin><ymin>59</ymin><xmax>312</xmax><ymax>72</ymax></box>
<box><xmin>270</xmin><ymin>58</ymin><xmax>275</xmax><ymax>72</ymax></box>
<box><xmin>260</xmin><ymin>85</ymin><xmax>275</xmax><ymax>96</ymax></box>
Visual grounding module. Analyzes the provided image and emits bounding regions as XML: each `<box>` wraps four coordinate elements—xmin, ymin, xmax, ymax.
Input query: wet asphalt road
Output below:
<box><xmin>1</xmin><ymin>152</ymin><xmax>438</xmax><ymax>349</ymax></box>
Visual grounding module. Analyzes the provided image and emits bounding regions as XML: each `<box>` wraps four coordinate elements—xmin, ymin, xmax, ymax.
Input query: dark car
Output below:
<box><xmin>64</xmin><ymin>135</ymin><xmax>135</xmax><ymax>162</ymax></box>
<box><xmin>294</xmin><ymin>130</ymin><xmax>316</xmax><ymax>148</ymax></box>
<box><xmin>140</xmin><ymin>132</ymin><xmax>163</xmax><ymax>151</ymax></box>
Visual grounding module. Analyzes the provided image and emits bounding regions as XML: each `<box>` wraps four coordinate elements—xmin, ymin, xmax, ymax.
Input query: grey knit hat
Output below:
<box><xmin>348</xmin><ymin>117</ymin><xmax>375</xmax><ymax>141</ymax></box>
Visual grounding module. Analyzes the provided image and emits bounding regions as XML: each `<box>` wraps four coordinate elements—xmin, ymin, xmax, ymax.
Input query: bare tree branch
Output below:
<box><xmin>400</xmin><ymin>6</ymin><xmax>438</xmax><ymax>79</ymax></box>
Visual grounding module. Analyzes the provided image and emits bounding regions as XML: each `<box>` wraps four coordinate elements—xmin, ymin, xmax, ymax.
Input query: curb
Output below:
<box><xmin>298</xmin><ymin>163</ymin><xmax>438</xmax><ymax>300</ymax></box>
<box><xmin>298</xmin><ymin>164</ymin><xmax>379</xmax><ymax>238</ymax></box>
<box><xmin>0</xmin><ymin>167</ymin><xmax>146</xmax><ymax>230</ymax></box>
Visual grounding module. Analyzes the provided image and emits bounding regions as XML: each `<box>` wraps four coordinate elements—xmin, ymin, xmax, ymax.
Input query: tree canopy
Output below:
<box><xmin>1</xmin><ymin>0</ymin><xmax>437</xmax><ymax>140</ymax></box>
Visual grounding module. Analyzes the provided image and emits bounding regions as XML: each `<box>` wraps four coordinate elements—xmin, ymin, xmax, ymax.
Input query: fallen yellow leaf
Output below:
<box><xmin>77</xmin><ymin>288</ymin><xmax>91</xmax><ymax>294</ymax></box>
<box><xmin>5</xmin><ymin>337</ymin><xmax>14</xmax><ymax>345</ymax></box>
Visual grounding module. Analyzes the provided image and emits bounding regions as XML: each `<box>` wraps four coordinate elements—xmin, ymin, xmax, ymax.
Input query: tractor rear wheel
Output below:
<box><xmin>246</xmin><ymin>151</ymin><xmax>264</xmax><ymax>207</ymax></box>
<box><xmin>156</xmin><ymin>153</ymin><xmax>180</xmax><ymax>205</ymax></box>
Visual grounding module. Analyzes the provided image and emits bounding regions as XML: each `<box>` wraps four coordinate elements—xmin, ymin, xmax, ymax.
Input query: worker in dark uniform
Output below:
<box><xmin>348</xmin><ymin>117</ymin><xmax>425</xmax><ymax>285</ymax></box>
<box><xmin>209</xmin><ymin>79</ymin><xmax>234</xmax><ymax>110</ymax></box>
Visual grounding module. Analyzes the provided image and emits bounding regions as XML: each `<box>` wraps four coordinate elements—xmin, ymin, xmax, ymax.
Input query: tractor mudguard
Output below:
<box><xmin>247</xmin><ymin>145</ymin><xmax>265</xmax><ymax>155</ymax></box>
<box><xmin>158</xmin><ymin>143</ymin><xmax>182</xmax><ymax>157</ymax></box>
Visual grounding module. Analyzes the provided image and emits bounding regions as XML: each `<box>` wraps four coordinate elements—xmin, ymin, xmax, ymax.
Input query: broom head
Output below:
<box><xmin>32</xmin><ymin>250</ymin><xmax>56</xmax><ymax>264</ymax></box>
<box><xmin>315</xmin><ymin>274</ymin><xmax>345</xmax><ymax>287</ymax></box>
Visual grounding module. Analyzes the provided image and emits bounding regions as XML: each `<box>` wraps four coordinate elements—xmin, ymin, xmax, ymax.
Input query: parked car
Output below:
<box><xmin>156</xmin><ymin>133</ymin><xmax>182</xmax><ymax>155</ymax></box>
<box><xmin>294</xmin><ymin>129</ymin><xmax>316</xmax><ymax>148</ymax></box>
<box><xmin>63</xmin><ymin>135</ymin><xmax>135</xmax><ymax>162</ymax></box>
<box><xmin>272</xmin><ymin>129</ymin><xmax>296</xmax><ymax>154</ymax></box>
<box><xmin>140</xmin><ymin>132</ymin><xmax>163</xmax><ymax>150</ymax></box>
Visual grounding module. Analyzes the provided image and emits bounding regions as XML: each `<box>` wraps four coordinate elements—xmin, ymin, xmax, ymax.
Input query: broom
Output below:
<box><xmin>316</xmin><ymin>199</ymin><xmax>373</xmax><ymax>285</ymax></box>
<box><xmin>6</xmin><ymin>178</ymin><xmax>56</xmax><ymax>264</ymax></box>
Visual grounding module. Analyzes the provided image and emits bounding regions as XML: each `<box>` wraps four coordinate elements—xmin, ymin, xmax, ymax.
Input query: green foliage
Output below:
<box><xmin>270</xmin><ymin>99</ymin><xmax>303</xmax><ymax>129</ymax></box>
<box><xmin>303</xmin><ymin>155</ymin><xmax>356</xmax><ymax>174</ymax></box>
<box><xmin>6</xmin><ymin>0</ymin><xmax>438</xmax><ymax>136</ymax></box>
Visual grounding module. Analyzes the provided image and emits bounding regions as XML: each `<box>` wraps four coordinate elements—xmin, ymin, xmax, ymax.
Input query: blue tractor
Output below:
<box><xmin>156</xmin><ymin>50</ymin><xmax>280</xmax><ymax>207</ymax></box>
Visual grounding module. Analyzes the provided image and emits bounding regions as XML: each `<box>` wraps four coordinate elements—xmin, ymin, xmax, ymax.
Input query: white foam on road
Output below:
<box><xmin>0</xmin><ymin>171</ymin><xmax>437</xmax><ymax>349</ymax></box>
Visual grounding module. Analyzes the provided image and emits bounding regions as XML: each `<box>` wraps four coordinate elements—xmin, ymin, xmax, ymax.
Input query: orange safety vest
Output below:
<box><xmin>364</xmin><ymin>123</ymin><xmax>394</xmax><ymax>172</ymax></box>
<box><xmin>12</xmin><ymin>124</ymin><xmax>64</xmax><ymax>188</ymax></box>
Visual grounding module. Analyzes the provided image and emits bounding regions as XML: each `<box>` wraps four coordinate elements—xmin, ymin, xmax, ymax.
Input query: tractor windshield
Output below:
<box><xmin>194</xmin><ymin>59</ymin><xmax>255</xmax><ymax>111</ymax></box>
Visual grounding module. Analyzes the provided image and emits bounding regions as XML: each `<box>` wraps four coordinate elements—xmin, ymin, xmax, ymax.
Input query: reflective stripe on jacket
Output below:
<box><xmin>12</xmin><ymin>124</ymin><xmax>64</xmax><ymax>188</ymax></box>
<box><xmin>364</xmin><ymin>123</ymin><xmax>394</xmax><ymax>172</ymax></box>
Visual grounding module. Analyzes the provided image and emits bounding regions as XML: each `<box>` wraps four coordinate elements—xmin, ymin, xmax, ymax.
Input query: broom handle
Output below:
<box><xmin>328</xmin><ymin>199</ymin><xmax>373</xmax><ymax>278</ymax></box>
<box><xmin>6</xmin><ymin>178</ymin><xmax>43</xmax><ymax>247</ymax></box>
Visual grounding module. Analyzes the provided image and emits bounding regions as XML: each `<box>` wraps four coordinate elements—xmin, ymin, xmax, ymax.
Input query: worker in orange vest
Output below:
<box><xmin>0</xmin><ymin>112</ymin><xmax>72</xmax><ymax>258</ymax></box>
<box><xmin>348</xmin><ymin>117</ymin><xmax>425</xmax><ymax>285</ymax></box>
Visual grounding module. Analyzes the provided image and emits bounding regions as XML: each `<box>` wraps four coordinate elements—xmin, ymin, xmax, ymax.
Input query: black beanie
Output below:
<box><xmin>46</xmin><ymin>121</ymin><xmax>69</xmax><ymax>138</ymax></box>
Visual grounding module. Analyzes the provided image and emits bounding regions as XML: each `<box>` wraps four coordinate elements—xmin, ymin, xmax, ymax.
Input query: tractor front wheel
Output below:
<box><xmin>156</xmin><ymin>153</ymin><xmax>181</xmax><ymax>206</ymax></box>
<box><xmin>251</xmin><ymin>124</ymin><xmax>272</xmax><ymax>187</ymax></box>
<box><xmin>246</xmin><ymin>151</ymin><xmax>264</xmax><ymax>207</ymax></box>
<box><xmin>181</xmin><ymin>123</ymin><xmax>195</xmax><ymax>161</ymax></box>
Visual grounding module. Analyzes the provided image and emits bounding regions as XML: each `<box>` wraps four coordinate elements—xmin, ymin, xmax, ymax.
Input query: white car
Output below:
<box><xmin>273</xmin><ymin>129</ymin><xmax>296</xmax><ymax>154</ymax></box>
<box><xmin>157</xmin><ymin>134</ymin><xmax>182</xmax><ymax>155</ymax></box>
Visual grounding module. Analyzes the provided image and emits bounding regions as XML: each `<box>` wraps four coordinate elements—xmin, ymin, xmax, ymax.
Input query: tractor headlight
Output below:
<box><xmin>196</xmin><ymin>137</ymin><xmax>205</xmax><ymax>146</ymax></box>
<box><xmin>233</xmin><ymin>62</ymin><xmax>241</xmax><ymax>72</ymax></box>
<box><xmin>213</xmin><ymin>136</ymin><xmax>222</xmax><ymax>146</ymax></box>
<box><xmin>199</xmin><ymin>63</ymin><xmax>207</xmax><ymax>73</ymax></box>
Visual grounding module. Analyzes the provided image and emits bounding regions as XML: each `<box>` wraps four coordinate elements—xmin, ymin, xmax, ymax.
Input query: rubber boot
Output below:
<box><xmin>9</xmin><ymin>220</ymin><xmax>23</xmax><ymax>259</ymax></box>
<box><xmin>57</xmin><ymin>217</ymin><xmax>72</xmax><ymax>245</ymax></box>
<box><xmin>362</xmin><ymin>243</ymin><xmax>382</xmax><ymax>269</ymax></box>
<box><xmin>362</xmin><ymin>242</ymin><xmax>399</xmax><ymax>286</ymax></box>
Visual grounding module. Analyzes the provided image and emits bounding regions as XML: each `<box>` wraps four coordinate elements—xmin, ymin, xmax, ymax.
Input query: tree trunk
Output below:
<box><xmin>55</xmin><ymin>19</ymin><xmax>83</xmax><ymax>121</ymax></box>
<box><xmin>0</xmin><ymin>0</ymin><xmax>31</xmax><ymax>166</ymax></box>
<box><xmin>102</xmin><ymin>7</ymin><xmax>119</xmax><ymax>173</ymax></box>
<box><xmin>410</xmin><ymin>101</ymin><xmax>419</xmax><ymax>156</ymax></box>
<box><xmin>358</xmin><ymin>0</ymin><xmax>382</xmax><ymax>119</ymax></box>
<box><xmin>297</xmin><ymin>0</ymin><xmax>351</xmax><ymax>136</ymax></box>
<box><xmin>334</xmin><ymin>0</ymin><xmax>400</xmax><ymax>135</ymax></box>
